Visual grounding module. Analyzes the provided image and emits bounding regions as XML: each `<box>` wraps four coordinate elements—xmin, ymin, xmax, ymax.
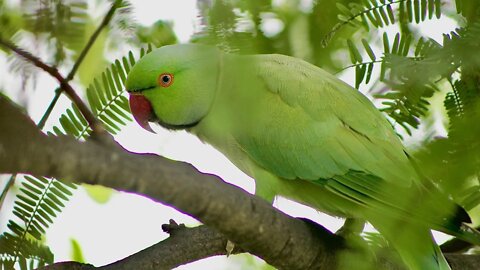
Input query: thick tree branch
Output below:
<box><xmin>2</xmin><ymin>95</ymin><xmax>480</xmax><ymax>269</ymax></box>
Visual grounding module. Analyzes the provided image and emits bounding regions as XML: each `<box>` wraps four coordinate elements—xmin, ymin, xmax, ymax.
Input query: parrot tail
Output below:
<box><xmin>372</xmin><ymin>221</ymin><xmax>451</xmax><ymax>270</ymax></box>
<box><xmin>436</xmin><ymin>205</ymin><xmax>480</xmax><ymax>248</ymax></box>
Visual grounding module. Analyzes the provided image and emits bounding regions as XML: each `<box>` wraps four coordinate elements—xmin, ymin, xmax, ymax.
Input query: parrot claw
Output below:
<box><xmin>226</xmin><ymin>240</ymin><xmax>235</xmax><ymax>257</ymax></box>
<box><xmin>336</xmin><ymin>218</ymin><xmax>365</xmax><ymax>238</ymax></box>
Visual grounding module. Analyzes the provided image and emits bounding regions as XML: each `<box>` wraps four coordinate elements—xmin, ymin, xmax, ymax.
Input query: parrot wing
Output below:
<box><xmin>228</xmin><ymin>54</ymin><xmax>464</xmax><ymax>229</ymax></box>
<box><xmin>233</xmin><ymin>54</ymin><xmax>418</xmax><ymax>186</ymax></box>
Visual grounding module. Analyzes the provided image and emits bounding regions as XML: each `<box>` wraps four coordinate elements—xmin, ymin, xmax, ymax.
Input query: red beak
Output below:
<box><xmin>129</xmin><ymin>93</ymin><xmax>155</xmax><ymax>133</ymax></box>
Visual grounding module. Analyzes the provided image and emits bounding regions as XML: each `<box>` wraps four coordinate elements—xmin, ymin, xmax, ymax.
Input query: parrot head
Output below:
<box><xmin>125</xmin><ymin>44</ymin><xmax>221</xmax><ymax>132</ymax></box>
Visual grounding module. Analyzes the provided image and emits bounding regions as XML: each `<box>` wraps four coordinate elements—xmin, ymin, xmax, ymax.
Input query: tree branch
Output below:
<box><xmin>37</xmin><ymin>0</ymin><xmax>123</xmax><ymax>129</ymax></box>
<box><xmin>2</xmin><ymin>95</ymin><xmax>480</xmax><ymax>269</ymax></box>
<box><xmin>100</xmin><ymin>221</ymin><xmax>240</xmax><ymax>270</ymax></box>
<box><xmin>40</xmin><ymin>222</ymin><xmax>237</xmax><ymax>270</ymax></box>
<box><xmin>39</xmin><ymin>221</ymin><xmax>480</xmax><ymax>270</ymax></box>
<box><xmin>0</xmin><ymin>37</ymin><xmax>104</xmax><ymax>136</ymax></box>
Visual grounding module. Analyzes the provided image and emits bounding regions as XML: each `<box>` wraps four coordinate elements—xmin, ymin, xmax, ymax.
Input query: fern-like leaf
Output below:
<box><xmin>8</xmin><ymin>175</ymin><xmax>76</xmax><ymax>239</ymax></box>
<box><xmin>345</xmin><ymin>31</ymin><xmax>450</xmax><ymax>134</ymax></box>
<box><xmin>1</xmin><ymin>175</ymin><xmax>72</xmax><ymax>268</ymax></box>
<box><xmin>347</xmin><ymin>32</ymin><xmax>416</xmax><ymax>88</ymax></box>
<box><xmin>0</xmin><ymin>233</ymin><xmax>53</xmax><ymax>270</ymax></box>
<box><xmin>324</xmin><ymin>0</ymin><xmax>444</xmax><ymax>45</ymax></box>
<box><xmin>54</xmin><ymin>45</ymin><xmax>152</xmax><ymax>137</ymax></box>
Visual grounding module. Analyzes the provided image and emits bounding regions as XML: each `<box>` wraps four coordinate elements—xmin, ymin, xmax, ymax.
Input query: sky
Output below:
<box><xmin>0</xmin><ymin>1</ymin><xmax>460</xmax><ymax>269</ymax></box>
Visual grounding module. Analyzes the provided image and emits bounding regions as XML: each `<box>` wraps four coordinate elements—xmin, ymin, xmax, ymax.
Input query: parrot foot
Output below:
<box><xmin>226</xmin><ymin>240</ymin><xmax>235</xmax><ymax>257</ymax></box>
<box><xmin>336</xmin><ymin>218</ymin><xmax>365</xmax><ymax>238</ymax></box>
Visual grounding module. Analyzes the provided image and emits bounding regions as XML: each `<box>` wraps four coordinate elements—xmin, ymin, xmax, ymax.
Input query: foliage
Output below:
<box><xmin>0</xmin><ymin>233</ymin><xmax>53</xmax><ymax>270</ymax></box>
<box><xmin>21</xmin><ymin>0</ymin><xmax>89</xmax><ymax>63</ymax></box>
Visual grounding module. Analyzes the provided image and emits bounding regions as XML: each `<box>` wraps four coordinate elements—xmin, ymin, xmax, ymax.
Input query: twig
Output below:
<box><xmin>37</xmin><ymin>88</ymin><xmax>62</xmax><ymax>130</ymax></box>
<box><xmin>37</xmin><ymin>0</ymin><xmax>122</xmax><ymax>130</ymax></box>
<box><xmin>0</xmin><ymin>174</ymin><xmax>16</xmax><ymax>212</ymax></box>
<box><xmin>0</xmin><ymin>36</ymin><xmax>104</xmax><ymax>135</ymax></box>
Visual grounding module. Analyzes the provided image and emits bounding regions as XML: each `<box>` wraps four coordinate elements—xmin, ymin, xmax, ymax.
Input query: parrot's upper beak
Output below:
<box><xmin>128</xmin><ymin>93</ymin><xmax>156</xmax><ymax>133</ymax></box>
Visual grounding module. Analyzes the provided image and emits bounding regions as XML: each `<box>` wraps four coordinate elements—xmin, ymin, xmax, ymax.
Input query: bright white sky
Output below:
<box><xmin>0</xmin><ymin>1</ymin><xmax>459</xmax><ymax>269</ymax></box>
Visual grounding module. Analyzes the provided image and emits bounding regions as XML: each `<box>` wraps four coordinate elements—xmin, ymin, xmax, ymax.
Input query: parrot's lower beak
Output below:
<box><xmin>129</xmin><ymin>93</ymin><xmax>156</xmax><ymax>133</ymax></box>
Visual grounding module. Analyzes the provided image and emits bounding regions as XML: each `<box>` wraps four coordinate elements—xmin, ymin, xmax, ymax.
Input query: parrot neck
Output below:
<box><xmin>189</xmin><ymin>54</ymin><xmax>254</xmax><ymax>172</ymax></box>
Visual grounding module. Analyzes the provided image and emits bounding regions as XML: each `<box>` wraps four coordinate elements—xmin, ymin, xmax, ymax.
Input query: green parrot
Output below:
<box><xmin>125</xmin><ymin>44</ymin><xmax>478</xmax><ymax>269</ymax></box>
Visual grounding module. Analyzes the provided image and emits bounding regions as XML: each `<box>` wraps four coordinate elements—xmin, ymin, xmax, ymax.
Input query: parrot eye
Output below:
<box><xmin>158</xmin><ymin>73</ymin><xmax>174</xmax><ymax>87</ymax></box>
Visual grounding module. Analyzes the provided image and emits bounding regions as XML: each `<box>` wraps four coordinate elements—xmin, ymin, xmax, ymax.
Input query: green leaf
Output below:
<box><xmin>110</xmin><ymin>103</ymin><xmax>131</xmax><ymax>121</ymax></box>
<box><xmin>406</xmin><ymin>0</ymin><xmax>413</xmax><ymax>23</ymax></box>
<box><xmin>386</xmin><ymin>4</ymin><xmax>395</xmax><ymax>24</ymax></box>
<box><xmin>414</xmin><ymin>0</ymin><xmax>420</xmax><ymax>23</ymax></box>
<box><xmin>45</xmin><ymin>192</ymin><xmax>66</xmax><ymax>208</ymax></box>
<box><xmin>420</xmin><ymin>0</ymin><xmax>427</xmax><ymax>21</ymax></box>
<box><xmin>16</xmin><ymin>195</ymin><xmax>36</xmax><ymax>208</ymax></box>
<box><xmin>414</xmin><ymin>38</ymin><xmax>425</xmax><ymax>56</ymax></box>
<box><xmin>93</xmin><ymin>79</ymin><xmax>107</xmax><ymax>106</ymax></box>
<box><xmin>383</xmin><ymin>32</ymin><xmax>390</xmax><ymax>53</ymax></box>
<box><xmin>378</xmin><ymin>6</ymin><xmax>389</xmax><ymax>26</ymax></box>
<box><xmin>43</xmin><ymin>198</ymin><xmax>61</xmax><ymax>212</ymax></box>
<box><xmin>36</xmin><ymin>209</ymin><xmax>53</xmax><ymax>224</ymax></box>
<box><xmin>355</xmin><ymin>64</ymin><xmax>367</xmax><ymax>88</ymax></box>
<box><xmin>16</xmin><ymin>200</ymin><xmax>35</xmax><ymax>214</ymax></box>
<box><xmin>70</xmin><ymin>238</ymin><xmax>86</xmax><ymax>263</ymax></box>
<box><xmin>19</xmin><ymin>188</ymin><xmax>40</xmax><ymax>201</ymax></box>
<box><xmin>59</xmin><ymin>115</ymin><xmax>79</xmax><ymax>137</ymax></box>
<box><xmin>392</xmin><ymin>33</ymin><xmax>400</xmax><ymax>54</ymax></box>
<box><xmin>336</xmin><ymin>3</ymin><xmax>352</xmax><ymax>15</ymax></box>
<box><xmin>66</xmin><ymin>109</ymin><xmax>83</xmax><ymax>133</ymax></box>
<box><xmin>84</xmin><ymin>185</ymin><xmax>114</xmax><ymax>204</ymax></box>
<box><xmin>104</xmin><ymin>109</ymin><xmax>126</xmax><ymax>126</ymax></box>
<box><xmin>103</xmin><ymin>71</ymin><xmax>114</xmax><ymax>102</ymax></box>
<box><xmin>115</xmin><ymin>59</ymin><xmax>127</xmax><ymax>83</ymax></box>
<box><xmin>360</xmin><ymin>13</ymin><xmax>370</xmax><ymax>30</ymax></box>
<box><xmin>72</xmin><ymin>105</ymin><xmax>88</xmax><ymax>127</ymax></box>
<box><xmin>347</xmin><ymin>39</ymin><xmax>363</xmax><ymax>63</ymax></box>
<box><xmin>365</xmin><ymin>9</ymin><xmax>379</xmax><ymax>27</ymax></box>
<box><xmin>434</xmin><ymin>0</ymin><xmax>441</xmax><ymax>18</ymax></box>
<box><xmin>52</xmin><ymin>181</ymin><xmax>74</xmax><ymax>197</ymax></box>
<box><xmin>365</xmin><ymin>62</ymin><xmax>374</xmax><ymax>84</ymax></box>
<box><xmin>362</xmin><ymin>39</ymin><xmax>376</xmax><ymax>61</ymax></box>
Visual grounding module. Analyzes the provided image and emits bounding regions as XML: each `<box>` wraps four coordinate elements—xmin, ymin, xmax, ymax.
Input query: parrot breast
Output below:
<box><xmin>129</xmin><ymin>93</ymin><xmax>155</xmax><ymax>133</ymax></box>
